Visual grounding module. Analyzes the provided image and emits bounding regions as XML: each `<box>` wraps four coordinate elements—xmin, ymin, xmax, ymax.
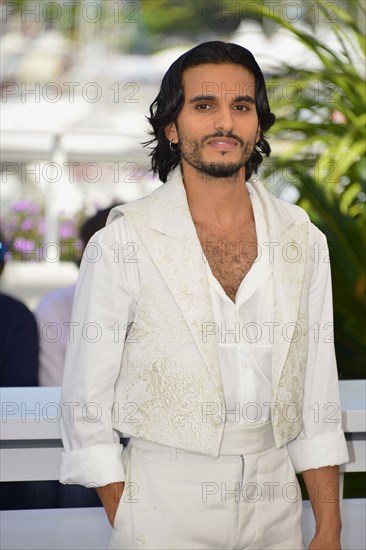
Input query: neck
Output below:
<box><xmin>181</xmin><ymin>162</ymin><xmax>252</xmax><ymax>228</ymax></box>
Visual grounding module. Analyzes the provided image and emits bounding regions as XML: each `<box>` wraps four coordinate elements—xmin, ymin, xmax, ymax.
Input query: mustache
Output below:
<box><xmin>202</xmin><ymin>132</ymin><xmax>245</xmax><ymax>147</ymax></box>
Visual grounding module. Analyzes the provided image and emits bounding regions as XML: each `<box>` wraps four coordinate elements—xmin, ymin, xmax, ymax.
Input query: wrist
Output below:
<box><xmin>316</xmin><ymin>520</ymin><xmax>342</xmax><ymax>536</ymax></box>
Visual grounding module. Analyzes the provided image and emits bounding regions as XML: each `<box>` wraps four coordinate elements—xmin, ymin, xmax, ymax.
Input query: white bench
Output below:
<box><xmin>1</xmin><ymin>381</ymin><xmax>365</xmax><ymax>549</ymax></box>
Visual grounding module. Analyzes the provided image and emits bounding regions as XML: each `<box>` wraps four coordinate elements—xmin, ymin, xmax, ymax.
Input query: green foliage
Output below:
<box><xmin>140</xmin><ymin>0</ymin><xmax>200</xmax><ymax>35</ymax></box>
<box><xmin>139</xmin><ymin>0</ymin><xmax>262</xmax><ymax>41</ymax></box>
<box><xmin>252</xmin><ymin>0</ymin><xmax>366</xmax><ymax>377</ymax></box>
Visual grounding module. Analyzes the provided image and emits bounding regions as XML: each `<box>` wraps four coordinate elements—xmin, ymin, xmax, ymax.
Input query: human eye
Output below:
<box><xmin>233</xmin><ymin>104</ymin><xmax>249</xmax><ymax>111</ymax></box>
<box><xmin>195</xmin><ymin>103</ymin><xmax>212</xmax><ymax>110</ymax></box>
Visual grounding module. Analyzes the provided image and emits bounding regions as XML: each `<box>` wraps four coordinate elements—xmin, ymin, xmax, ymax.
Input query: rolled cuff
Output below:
<box><xmin>287</xmin><ymin>430</ymin><xmax>349</xmax><ymax>473</ymax></box>
<box><xmin>60</xmin><ymin>443</ymin><xmax>125</xmax><ymax>487</ymax></box>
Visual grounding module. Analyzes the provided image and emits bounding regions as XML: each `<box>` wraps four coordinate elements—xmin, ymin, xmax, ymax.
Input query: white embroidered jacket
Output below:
<box><xmin>60</xmin><ymin>169</ymin><xmax>347</xmax><ymax>486</ymax></box>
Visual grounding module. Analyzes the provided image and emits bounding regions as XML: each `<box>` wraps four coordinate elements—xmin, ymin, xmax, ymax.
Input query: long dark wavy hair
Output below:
<box><xmin>143</xmin><ymin>41</ymin><xmax>276</xmax><ymax>183</ymax></box>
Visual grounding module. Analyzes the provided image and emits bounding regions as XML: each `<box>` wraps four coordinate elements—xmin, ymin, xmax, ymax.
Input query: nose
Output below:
<box><xmin>213</xmin><ymin>106</ymin><xmax>234</xmax><ymax>133</ymax></box>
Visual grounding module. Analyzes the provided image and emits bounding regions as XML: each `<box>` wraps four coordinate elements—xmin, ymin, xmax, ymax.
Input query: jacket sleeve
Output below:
<box><xmin>59</xmin><ymin>216</ymin><xmax>139</xmax><ymax>487</ymax></box>
<box><xmin>287</xmin><ymin>226</ymin><xmax>349</xmax><ymax>472</ymax></box>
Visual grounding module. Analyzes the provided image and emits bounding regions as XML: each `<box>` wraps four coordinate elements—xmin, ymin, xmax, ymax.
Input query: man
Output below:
<box><xmin>60</xmin><ymin>42</ymin><xmax>349</xmax><ymax>549</ymax></box>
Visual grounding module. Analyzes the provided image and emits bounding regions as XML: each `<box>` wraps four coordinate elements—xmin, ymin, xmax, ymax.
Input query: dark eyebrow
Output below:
<box><xmin>234</xmin><ymin>95</ymin><xmax>256</xmax><ymax>104</ymax></box>
<box><xmin>188</xmin><ymin>94</ymin><xmax>256</xmax><ymax>104</ymax></box>
<box><xmin>188</xmin><ymin>95</ymin><xmax>217</xmax><ymax>104</ymax></box>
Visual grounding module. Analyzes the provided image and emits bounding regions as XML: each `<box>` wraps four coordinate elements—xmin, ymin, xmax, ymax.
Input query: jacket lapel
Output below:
<box><xmin>143</xmin><ymin>170</ymin><xmax>224</xmax><ymax>399</ymax></box>
<box><xmin>251</xmin><ymin>182</ymin><xmax>309</xmax><ymax>399</ymax></box>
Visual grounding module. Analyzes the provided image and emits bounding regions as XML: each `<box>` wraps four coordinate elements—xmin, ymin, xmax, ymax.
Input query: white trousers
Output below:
<box><xmin>109</xmin><ymin>422</ymin><xmax>305</xmax><ymax>550</ymax></box>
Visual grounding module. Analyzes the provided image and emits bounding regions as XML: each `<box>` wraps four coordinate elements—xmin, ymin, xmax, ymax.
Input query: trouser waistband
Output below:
<box><xmin>128</xmin><ymin>421</ymin><xmax>275</xmax><ymax>457</ymax></box>
<box><xmin>219</xmin><ymin>421</ymin><xmax>275</xmax><ymax>454</ymax></box>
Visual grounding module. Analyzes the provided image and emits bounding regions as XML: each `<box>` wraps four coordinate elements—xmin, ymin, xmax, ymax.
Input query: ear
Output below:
<box><xmin>164</xmin><ymin>122</ymin><xmax>178</xmax><ymax>143</ymax></box>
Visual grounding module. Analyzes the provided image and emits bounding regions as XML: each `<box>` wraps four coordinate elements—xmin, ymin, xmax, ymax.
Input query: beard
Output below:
<box><xmin>178</xmin><ymin>132</ymin><xmax>255</xmax><ymax>179</ymax></box>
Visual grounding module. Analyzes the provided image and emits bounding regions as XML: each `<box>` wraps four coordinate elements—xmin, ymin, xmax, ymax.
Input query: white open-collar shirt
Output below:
<box><xmin>205</xmin><ymin>181</ymin><xmax>274</xmax><ymax>427</ymax></box>
<box><xmin>60</xmin><ymin>180</ymin><xmax>349</xmax><ymax>486</ymax></box>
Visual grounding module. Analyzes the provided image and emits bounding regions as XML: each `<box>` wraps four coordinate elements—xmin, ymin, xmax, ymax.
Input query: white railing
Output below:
<box><xmin>0</xmin><ymin>381</ymin><xmax>365</xmax><ymax>550</ymax></box>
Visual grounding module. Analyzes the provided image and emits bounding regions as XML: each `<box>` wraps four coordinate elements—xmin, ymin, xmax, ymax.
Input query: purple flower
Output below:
<box><xmin>12</xmin><ymin>200</ymin><xmax>40</xmax><ymax>215</ymax></box>
<box><xmin>21</xmin><ymin>218</ymin><xmax>33</xmax><ymax>231</ymax></box>
<box><xmin>14</xmin><ymin>237</ymin><xmax>37</xmax><ymax>252</ymax></box>
<box><xmin>12</xmin><ymin>200</ymin><xmax>32</xmax><ymax>212</ymax></box>
<box><xmin>59</xmin><ymin>223</ymin><xmax>76</xmax><ymax>239</ymax></box>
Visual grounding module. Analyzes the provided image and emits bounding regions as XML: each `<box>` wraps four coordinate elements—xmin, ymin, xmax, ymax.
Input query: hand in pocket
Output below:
<box><xmin>96</xmin><ymin>481</ymin><xmax>125</xmax><ymax>527</ymax></box>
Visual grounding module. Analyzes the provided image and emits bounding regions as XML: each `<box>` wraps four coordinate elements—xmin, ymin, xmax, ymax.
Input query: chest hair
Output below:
<box><xmin>195</xmin><ymin>219</ymin><xmax>257</xmax><ymax>303</ymax></box>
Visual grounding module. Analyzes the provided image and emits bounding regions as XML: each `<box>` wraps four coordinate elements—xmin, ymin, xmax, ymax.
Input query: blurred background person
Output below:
<box><xmin>0</xmin><ymin>230</ymin><xmax>38</xmax><ymax>386</ymax></box>
<box><xmin>35</xmin><ymin>205</ymin><xmax>119</xmax><ymax>386</ymax></box>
